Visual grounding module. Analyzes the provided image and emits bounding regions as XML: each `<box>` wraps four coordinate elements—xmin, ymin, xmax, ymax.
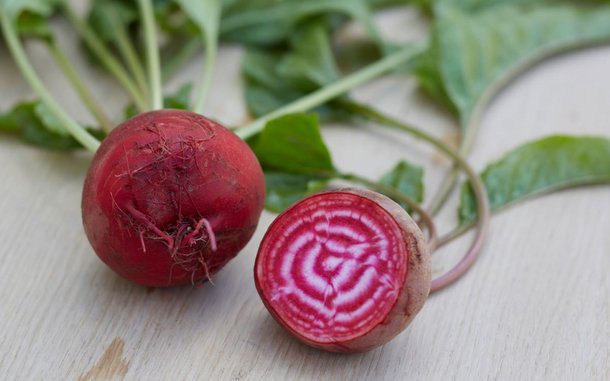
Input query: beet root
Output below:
<box><xmin>82</xmin><ymin>110</ymin><xmax>265</xmax><ymax>287</ymax></box>
<box><xmin>254</xmin><ymin>188</ymin><xmax>431</xmax><ymax>352</ymax></box>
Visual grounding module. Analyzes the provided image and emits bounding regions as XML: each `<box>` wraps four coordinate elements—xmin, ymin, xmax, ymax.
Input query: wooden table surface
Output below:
<box><xmin>1</xmin><ymin>8</ymin><xmax>608</xmax><ymax>381</ymax></box>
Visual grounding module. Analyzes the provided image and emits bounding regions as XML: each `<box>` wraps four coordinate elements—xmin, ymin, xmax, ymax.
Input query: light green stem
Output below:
<box><xmin>114</xmin><ymin>23</ymin><xmax>149</xmax><ymax>96</ymax></box>
<box><xmin>425</xmin><ymin>38</ymin><xmax>610</xmax><ymax>217</ymax></box>
<box><xmin>138</xmin><ymin>0</ymin><xmax>163</xmax><ymax>110</ymax></box>
<box><xmin>194</xmin><ymin>38</ymin><xmax>217</xmax><ymax>114</ymax></box>
<box><xmin>194</xmin><ymin>4</ymin><xmax>220</xmax><ymax>114</ymax></box>
<box><xmin>48</xmin><ymin>41</ymin><xmax>113</xmax><ymax>132</ymax></box>
<box><xmin>1</xmin><ymin>16</ymin><xmax>100</xmax><ymax>152</ymax></box>
<box><xmin>236</xmin><ymin>43</ymin><xmax>426</xmax><ymax>140</ymax></box>
<box><xmin>63</xmin><ymin>4</ymin><xmax>148</xmax><ymax>112</ymax></box>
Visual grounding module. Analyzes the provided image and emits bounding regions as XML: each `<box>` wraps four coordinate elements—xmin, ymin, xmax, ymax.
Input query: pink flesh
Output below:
<box><xmin>257</xmin><ymin>193</ymin><xmax>408</xmax><ymax>343</ymax></box>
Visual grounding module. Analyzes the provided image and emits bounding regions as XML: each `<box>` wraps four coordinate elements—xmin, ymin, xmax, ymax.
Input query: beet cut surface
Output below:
<box><xmin>255</xmin><ymin>189</ymin><xmax>430</xmax><ymax>352</ymax></box>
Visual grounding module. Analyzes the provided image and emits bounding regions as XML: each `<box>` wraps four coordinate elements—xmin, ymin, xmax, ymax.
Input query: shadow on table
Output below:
<box><xmin>243</xmin><ymin>309</ymin><xmax>428</xmax><ymax>380</ymax></box>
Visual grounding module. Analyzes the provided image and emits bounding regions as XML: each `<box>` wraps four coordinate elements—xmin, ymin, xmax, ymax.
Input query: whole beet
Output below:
<box><xmin>82</xmin><ymin>110</ymin><xmax>265</xmax><ymax>287</ymax></box>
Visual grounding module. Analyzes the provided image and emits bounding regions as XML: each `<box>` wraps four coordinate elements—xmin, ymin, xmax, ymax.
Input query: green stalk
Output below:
<box><xmin>47</xmin><ymin>41</ymin><xmax>113</xmax><ymax>132</ymax></box>
<box><xmin>425</xmin><ymin>38</ymin><xmax>610</xmax><ymax>217</ymax></box>
<box><xmin>193</xmin><ymin>3</ymin><xmax>220</xmax><ymax>114</ymax></box>
<box><xmin>1</xmin><ymin>16</ymin><xmax>100</xmax><ymax>152</ymax></box>
<box><xmin>114</xmin><ymin>22</ymin><xmax>149</xmax><ymax>96</ymax></box>
<box><xmin>236</xmin><ymin>43</ymin><xmax>426</xmax><ymax>140</ymax></box>
<box><xmin>340</xmin><ymin>101</ymin><xmax>490</xmax><ymax>293</ymax></box>
<box><xmin>193</xmin><ymin>44</ymin><xmax>216</xmax><ymax>114</ymax></box>
<box><xmin>138</xmin><ymin>0</ymin><xmax>163</xmax><ymax>110</ymax></box>
<box><xmin>63</xmin><ymin>4</ymin><xmax>148</xmax><ymax>111</ymax></box>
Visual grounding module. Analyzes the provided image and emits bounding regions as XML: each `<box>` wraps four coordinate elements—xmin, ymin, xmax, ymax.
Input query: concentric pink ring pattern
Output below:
<box><xmin>258</xmin><ymin>193</ymin><xmax>408</xmax><ymax>343</ymax></box>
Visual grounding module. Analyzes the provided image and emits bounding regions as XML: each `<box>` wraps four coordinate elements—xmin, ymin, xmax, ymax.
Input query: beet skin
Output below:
<box><xmin>82</xmin><ymin>110</ymin><xmax>265</xmax><ymax>287</ymax></box>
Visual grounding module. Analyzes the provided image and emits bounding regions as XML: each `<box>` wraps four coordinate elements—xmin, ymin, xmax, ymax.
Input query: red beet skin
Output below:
<box><xmin>254</xmin><ymin>189</ymin><xmax>430</xmax><ymax>352</ymax></box>
<box><xmin>82</xmin><ymin>110</ymin><xmax>265</xmax><ymax>287</ymax></box>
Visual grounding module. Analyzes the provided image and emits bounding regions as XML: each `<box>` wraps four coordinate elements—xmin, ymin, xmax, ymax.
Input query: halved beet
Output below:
<box><xmin>254</xmin><ymin>188</ymin><xmax>431</xmax><ymax>352</ymax></box>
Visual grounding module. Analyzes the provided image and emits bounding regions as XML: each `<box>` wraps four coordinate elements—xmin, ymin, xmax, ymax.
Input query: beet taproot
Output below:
<box><xmin>82</xmin><ymin>110</ymin><xmax>265</xmax><ymax>287</ymax></box>
<box><xmin>254</xmin><ymin>188</ymin><xmax>431</xmax><ymax>352</ymax></box>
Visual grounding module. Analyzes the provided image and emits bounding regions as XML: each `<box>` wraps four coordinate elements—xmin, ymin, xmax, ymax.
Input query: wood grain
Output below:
<box><xmin>0</xmin><ymin>7</ymin><xmax>609</xmax><ymax>381</ymax></box>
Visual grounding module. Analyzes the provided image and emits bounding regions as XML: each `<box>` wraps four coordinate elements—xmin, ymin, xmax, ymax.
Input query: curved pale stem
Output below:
<box><xmin>63</xmin><ymin>4</ymin><xmax>148</xmax><ymax>112</ymax></box>
<box><xmin>236</xmin><ymin>43</ymin><xmax>426</xmax><ymax>140</ymax></box>
<box><xmin>47</xmin><ymin>41</ymin><xmax>113</xmax><ymax>132</ymax></box>
<box><xmin>339</xmin><ymin>101</ymin><xmax>490</xmax><ymax>293</ymax></box>
<box><xmin>138</xmin><ymin>0</ymin><xmax>163</xmax><ymax>110</ymax></box>
<box><xmin>1</xmin><ymin>16</ymin><xmax>100</xmax><ymax>152</ymax></box>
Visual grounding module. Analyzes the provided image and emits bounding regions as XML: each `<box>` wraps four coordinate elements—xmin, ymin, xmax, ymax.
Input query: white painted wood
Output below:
<box><xmin>0</xmin><ymin>7</ymin><xmax>608</xmax><ymax>381</ymax></box>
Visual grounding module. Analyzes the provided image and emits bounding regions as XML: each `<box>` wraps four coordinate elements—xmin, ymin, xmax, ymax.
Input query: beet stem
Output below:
<box><xmin>0</xmin><ymin>15</ymin><xmax>101</xmax><ymax>152</ymax></box>
<box><xmin>138</xmin><ymin>0</ymin><xmax>163</xmax><ymax>110</ymax></box>
<box><xmin>235</xmin><ymin>43</ymin><xmax>426</xmax><ymax>140</ymax></box>
<box><xmin>62</xmin><ymin>4</ymin><xmax>149</xmax><ymax>112</ymax></box>
<box><xmin>339</xmin><ymin>102</ymin><xmax>491</xmax><ymax>292</ymax></box>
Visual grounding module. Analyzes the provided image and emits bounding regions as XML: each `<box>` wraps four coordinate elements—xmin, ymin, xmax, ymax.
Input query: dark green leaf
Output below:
<box><xmin>380</xmin><ymin>160</ymin><xmax>425</xmax><ymax>213</ymax></box>
<box><xmin>0</xmin><ymin>0</ymin><xmax>63</xmax><ymax>21</ymax></box>
<box><xmin>87</xmin><ymin>0</ymin><xmax>138</xmax><ymax>41</ymax></box>
<box><xmin>278</xmin><ymin>23</ymin><xmax>342</xmax><ymax>89</ymax></box>
<box><xmin>163</xmin><ymin>83</ymin><xmax>193</xmax><ymax>110</ymax></box>
<box><xmin>34</xmin><ymin>102</ymin><xmax>68</xmax><ymax>135</ymax></box>
<box><xmin>264</xmin><ymin>172</ymin><xmax>328</xmax><ymax>213</ymax></box>
<box><xmin>221</xmin><ymin>0</ymin><xmax>381</xmax><ymax>47</ymax></box>
<box><xmin>333</xmin><ymin>38</ymin><xmax>382</xmax><ymax>74</ymax></box>
<box><xmin>417</xmin><ymin>3</ymin><xmax>610</xmax><ymax>127</ymax></box>
<box><xmin>252</xmin><ymin>113</ymin><xmax>335</xmax><ymax>174</ymax></box>
<box><xmin>0</xmin><ymin>101</ymin><xmax>105</xmax><ymax>150</ymax></box>
<box><xmin>175</xmin><ymin>0</ymin><xmax>220</xmax><ymax>44</ymax></box>
<box><xmin>459</xmin><ymin>135</ymin><xmax>610</xmax><ymax>224</ymax></box>
<box><xmin>123</xmin><ymin>103</ymin><xmax>138</xmax><ymax>121</ymax></box>
<box><xmin>124</xmin><ymin>83</ymin><xmax>193</xmax><ymax>119</ymax></box>
<box><xmin>15</xmin><ymin>12</ymin><xmax>53</xmax><ymax>40</ymax></box>
<box><xmin>242</xmin><ymin>21</ymin><xmax>346</xmax><ymax>120</ymax></box>
<box><xmin>431</xmin><ymin>0</ymin><xmax>539</xmax><ymax>15</ymax></box>
<box><xmin>412</xmin><ymin>41</ymin><xmax>457</xmax><ymax>114</ymax></box>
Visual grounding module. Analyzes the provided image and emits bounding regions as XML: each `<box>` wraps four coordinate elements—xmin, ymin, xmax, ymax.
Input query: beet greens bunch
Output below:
<box><xmin>1</xmin><ymin>0</ymin><xmax>609</xmax><ymax>352</ymax></box>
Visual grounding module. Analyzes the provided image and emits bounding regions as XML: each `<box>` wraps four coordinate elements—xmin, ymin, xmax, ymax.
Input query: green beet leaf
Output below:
<box><xmin>264</xmin><ymin>172</ymin><xmax>328</xmax><ymax>213</ymax></box>
<box><xmin>380</xmin><ymin>160</ymin><xmax>425</xmax><ymax>213</ymax></box>
<box><xmin>417</xmin><ymin>3</ymin><xmax>610</xmax><ymax>128</ymax></box>
<box><xmin>162</xmin><ymin>83</ymin><xmax>193</xmax><ymax>110</ymax></box>
<box><xmin>0</xmin><ymin>0</ymin><xmax>62</xmax><ymax>21</ymax></box>
<box><xmin>430</xmin><ymin>0</ymin><xmax>538</xmax><ymax>15</ymax></box>
<box><xmin>220</xmin><ymin>0</ymin><xmax>381</xmax><ymax>47</ymax></box>
<box><xmin>0</xmin><ymin>0</ymin><xmax>63</xmax><ymax>41</ymax></box>
<box><xmin>175</xmin><ymin>0</ymin><xmax>220</xmax><ymax>44</ymax></box>
<box><xmin>242</xmin><ymin>21</ymin><xmax>345</xmax><ymax>119</ymax></box>
<box><xmin>252</xmin><ymin>113</ymin><xmax>336</xmax><ymax>175</ymax></box>
<box><xmin>87</xmin><ymin>0</ymin><xmax>138</xmax><ymax>42</ymax></box>
<box><xmin>0</xmin><ymin>101</ymin><xmax>105</xmax><ymax>150</ymax></box>
<box><xmin>15</xmin><ymin>12</ymin><xmax>53</xmax><ymax>40</ymax></box>
<box><xmin>459</xmin><ymin>135</ymin><xmax>610</xmax><ymax>224</ymax></box>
